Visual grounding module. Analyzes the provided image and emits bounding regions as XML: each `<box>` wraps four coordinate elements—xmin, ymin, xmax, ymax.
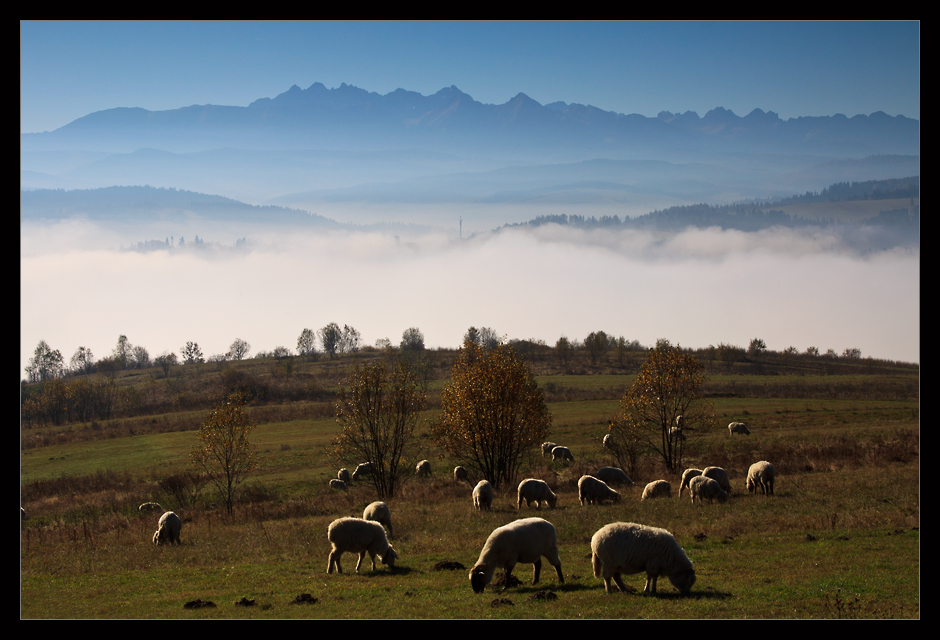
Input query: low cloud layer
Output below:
<box><xmin>21</xmin><ymin>218</ymin><xmax>920</xmax><ymax>374</ymax></box>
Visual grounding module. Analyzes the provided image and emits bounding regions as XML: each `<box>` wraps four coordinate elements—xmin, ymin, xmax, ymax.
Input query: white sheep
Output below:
<box><xmin>352</xmin><ymin>462</ymin><xmax>374</xmax><ymax>481</ymax></box>
<box><xmin>415</xmin><ymin>459</ymin><xmax>432</xmax><ymax>477</ymax></box>
<box><xmin>689</xmin><ymin>475</ymin><xmax>729</xmax><ymax>504</ymax></box>
<box><xmin>676</xmin><ymin>415</ymin><xmax>685</xmax><ymax>429</ymax></box>
<box><xmin>329</xmin><ymin>478</ymin><xmax>348</xmax><ymax>492</ymax></box>
<box><xmin>728</xmin><ymin>422</ymin><xmax>751</xmax><ymax>436</ymax></box>
<box><xmin>517</xmin><ymin>478</ymin><xmax>558</xmax><ymax>510</ymax></box>
<box><xmin>578</xmin><ymin>475</ymin><xmax>622</xmax><ymax>505</ymax></box>
<box><xmin>702</xmin><ymin>466</ymin><xmax>732</xmax><ymax>494</ymax></box>
<box><xmin>669</xmin><ymin>427</ymin><xmax>687</xmax><ymax>441</ymax></box>
<box><xmin>469</xmin><ymin>517</ymin><xmax>564</xmax><ymax>593</ymax></box>
<box><xmin>362</xmin><ymin>501</ymin><xmax>394</xmax><ymax>538</ymax></box>
<box><xmin>454</xmin><ymin>466</ymin><xmax>469</xmax><ymax>483</ymax></box>
<box><xmin>678</xmin><ymin>468</ymin><xmax>703</xmax><ymax>497</ymax></box>
<box><xmin>472</xmin><ymin>480</ymin><xmax>494</xmax><ymax>511</ymax></box>
<box><xmin>640</xmin><ymin>480</ymin><xmax>672</xmax><ymax>500</ymax></box>
<box><xmin>746</xmin><ymin>461</ymin><xmax>775</xmax><ymax>496</ymax></box>
<box><xmin>152</xmin><ymin>511</ymin><xmax>182</xmax><ymax>546</ymax></box>
<box><xmin>595</xmin><ymin>466</ymin><xmax>633</xmax><ymax>487</ymax></box>
<box><xmin>602</xmin><ymin>434</ymin><xmax>612</xmax><ymax>449</ymax></box>
<box><xmin>337</xmin><ymin>468</ymin><xmax>351</xmax><ymax>484</ymax></box>
<box><xmin>551</xmin><ymin>445</ymin><xmax>574</xmax><ymax>463</ymax></box>
<box><xmin>590</xmin><ymin>522</ymin><xmax>696</xmax><ymax>595</ymax></box>
<box><xmin>541</xmin><ymin>441</ymin><xmax>558</xmax><ymax>457</ymax></box>
<box><xmin>326</xmin><ymin>517</ymin><xmax>398</xmax><ymax>574</ymax></box>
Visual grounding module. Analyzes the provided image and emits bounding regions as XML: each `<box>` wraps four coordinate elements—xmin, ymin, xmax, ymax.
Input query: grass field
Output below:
<box><xmin>20</xmin><ymin>350</ymin><xmax>919</xmax><ymax>618</ymax></box>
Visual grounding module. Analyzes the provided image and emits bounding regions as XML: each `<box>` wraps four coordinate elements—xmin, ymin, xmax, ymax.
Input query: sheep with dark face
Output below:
<box><xmin>469</xmin><ymin>517</ymin><xmax>564</xmax><ymax>593</ymax></box>
<box><xmin>363</xmin><ymin>501</ymin><xmax>394</xmax><ymax>538</ymax></box>
<box><xmin>327</xmin><ymin>517</ymin><xmax>398</xmax><ymax>574</ymax></box>
<box><xmin>728</xmin><ymin>422</ymin><xmax>751</xmax><ymax>436</ymax></box>
<box><xmin>472</xmin><ymin>480</ymin><xmax>494</xmax><ymax>511</ymax></box>
<box><xmin>551</xmin><ymin>446</ymin><xmax>574</xmax><ymax>463</ymax></box>
<box><xmin>153</xmin><ymin>511</ymin><xmax>182</xmax><ymax>546</ymax></box>
<box><xmin>517</xmin><ymin>478</ymin><xmax>557</xmax><ymax>510</ymax></box>
<box><xmin>329</xmin><ymin>479</ymin><xmax>348</xmax><ymax>492</ymax></box>
<box><xmin>746</xmin><ymin>461</ymin><xmax>775</xmax><ymax>496</ymax></box>
<box><xmin>641</xmin><ymin>480</ymin><xmax>672</xmax><ymax>500</ymax></box>
<box><xmin>454</xmin><ymin>466</ymin><xmax>469</xmax><ymax>483</ymax></box>
<box><xmin>591</xmin><ymin>522</ymin><xmax>696</xmax><ymax>595</ymax></box>
<box><xmin>337</xmin><ymin>468</ymin><xmax>351</xmax><ymax>484</ymax></box>
<box><xmin>541</xmin><ymin>442</ymin><xmax>557</xmax><ymax>457</ymax></box>
<box><xmin>689</xmin><ymin>475</ymin><xmax>728</xmax><ymax>504</ymax></box>
<box><xmin>578</xmin><ymin>475</ymin><xmax>622</xmax><ymax>505</ymax></box>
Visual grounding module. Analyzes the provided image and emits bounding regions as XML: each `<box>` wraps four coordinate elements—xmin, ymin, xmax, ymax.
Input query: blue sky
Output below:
<box><xmin>20</xmin><ymin>21</ymin><xmax>920</xmax><ymax>133</ymax></box>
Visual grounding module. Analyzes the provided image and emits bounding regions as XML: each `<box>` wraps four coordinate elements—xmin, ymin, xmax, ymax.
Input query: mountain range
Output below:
<box><xmin>20</xmin><ymin>82</ymin><xmax>920</xmax><ymax>216</ymax></box>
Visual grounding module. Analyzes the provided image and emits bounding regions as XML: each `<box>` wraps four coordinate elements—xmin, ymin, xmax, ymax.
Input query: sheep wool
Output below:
<box><xmin>329</xmin><ymin>478</ymin><xmax>348</xmax><ymax>492</ymax></box>
<box><xmin>517</xmin><ymin>478</ymin><xmax>557</xmax><ymax>510</ymax></box>
<box><xmin>327</xmin><ymin>517</ymin><xmax>398</xmax><ymax>574</ymax></box>
<box><xmin>746</xmin><ymin>461</ymin><xmax>775</xmax><ymax>495</ymax></box>
<box><xmin>337</xmin><ymin>468</ymin><xmax>351</xmax><ymax>484</ymax></box>
<box><xmin>591</xmin><ymin>522</ymin><xmax>696</xmax><ymax>595</ymax></box>
<box><xmin>578</xmin><ymin>475</ymin><xmax>622</xmax><ymax>505</ymax></box>
<box><xmin>728</xmin><ymin>422</ymin><xmax>751</xmax><ymax>436</ymax></box>
<box><xmin>595</xmin><ymin>467</ymin><xmax>633</xmax><ymax>487</ymax></box>
<box><xmin>153</xmin><ymin>511</ymin><xmax>182</xmax><ymax>546</ymax></box>
<box><xmin>472</xmin><ymin>480</ymin><xmax>494</xmax><ymax>511</ymax></box>
<box><xmin>678</xmin><ymin>469</ymin><xmax>703</xmax><ymax>497</ymax></box>
<box><xmin>454</xmin><ymin>466</ymin><xmax>469</xmax><ymax>483</ymax></box>
<box><xmin>362</xmin><ymin>501</ymin><xmax>394</xmax><ymax>539</ymax></box>
<box><xmin>352</xmin><ymin>462</ymin><xmax>374</xmax><ymax>481</ymax></box>
<box><xmin>415</xmin><ymin>460</ymin><xmax>431</xmax><ymax>477</ymax></box>
<box><xmin>469</xmin><ymin>517</ymin><xmax>564</xmax><ymax>593</ymax></box>
<box><xmin>689</xmin><ymin>475</ymin><xmax>729</xmax><ymax>504</ymax></box>
<box><xmin>551</xmin><ymin>446</ymin><xmax>574</xmax><ymax>463</ymax></box>
<box><xmin>641</xmin><ymin>480</ymin><xmax>672</xmax><ymax>500</ymax></box>
<box><xmin>541</xmin><ymin>442</ymin><xmax>557</xmax><ymax>457</ymax></box>
<box><xmin>702</xmin><ymin>466</ymin><xmax>732</xmax><ymax>494</ymax></box>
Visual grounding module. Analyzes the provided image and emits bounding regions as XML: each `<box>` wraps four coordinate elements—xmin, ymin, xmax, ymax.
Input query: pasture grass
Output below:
<box><xmin>21</xmin><ymin>364</ymin><xmax>919</xmax><ymax>618</ymax></box>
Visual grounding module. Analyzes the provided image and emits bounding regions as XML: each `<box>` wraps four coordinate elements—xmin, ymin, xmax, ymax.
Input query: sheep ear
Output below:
<box><xmin>470</xmin><ymin>563</ymin><xmax>487</xmax><ymax>575</ymax></box>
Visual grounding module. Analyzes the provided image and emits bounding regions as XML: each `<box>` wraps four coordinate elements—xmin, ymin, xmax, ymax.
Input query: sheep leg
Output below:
<box><xmin>532</xmin><ymin>559</ymin><xmax>542</xmax><ymax>585</ymax></box>
<box><xmin>644</xmin><ymin>574</ymin><xmax>658</xmax><ymax>595</ymax></box>
<box><xmin>328</xmin><ymin>550</ymin><xmax>343</xmax><ymax>574</ymax></box>
<box><xmin>552</xmin><ymin>560</ymin><xmax>564</xmax><ymax>584</ymax></box>
<box><xmin>502</xmin><ymin>563</ymin><xmax>516</xmax><ymax>591</ymax></box>
<box><xmin>612</xmin><ymin>573</ymin><xmax>628</xmax><ymax>593</ymax></box>
<box><xmin>355</xmin><ymin>552</ymin><xmax>367</xmax><ymax>573</ymax></box>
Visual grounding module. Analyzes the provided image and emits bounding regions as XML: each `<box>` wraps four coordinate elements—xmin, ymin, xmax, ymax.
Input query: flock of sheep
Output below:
<box><xmin>143</xmin><ymin>419</ymin><xmax>774</xmax><ymax>598</ymax></box>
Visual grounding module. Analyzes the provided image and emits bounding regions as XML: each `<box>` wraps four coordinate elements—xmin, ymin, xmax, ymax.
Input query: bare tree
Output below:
<box><xmin>228</xmin><ymin>338</ymin><xmax>251</xmax><ymax>361</ymax></box>
<box><xmin>297</xmin><ymin>328</ymin><xmax>317</xmax><ymax>358</ymax></box>
<box><xmin>400</xmin><ymin>327</ymin><xmax>425</xmax><ymax>352</ymax></box>
<box><xmin>319</xmin><ymin>323</ymin><xmax>342</xmax><ymax>359</ymax></box>
<box><xmin>181</xmin><ymin>341</ymin><xmax>205</xmax><ymax>365</ymax></box>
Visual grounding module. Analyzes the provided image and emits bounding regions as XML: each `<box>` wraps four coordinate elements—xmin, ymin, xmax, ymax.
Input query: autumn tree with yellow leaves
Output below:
<box><xmin>432</xmin><ymin>340</ymin><xmax>551</xmax><ymax>490</ymax></box>
<box><xmin>607</xmin><ymin>340</ymin><xmax>715</xmax><ymax>474</ymax></box>
<box><xmin>191</xmin><ymin>391</ymin><xmax>257</xmax><ymax>514</ymax></box>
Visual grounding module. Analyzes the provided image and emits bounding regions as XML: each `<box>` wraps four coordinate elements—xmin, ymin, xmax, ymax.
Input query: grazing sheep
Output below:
<box><xmin>595</xmin><ymin>466</ymin><xmax>633</xmax><ymax>487</ymax></box>
<box><xmin>517</xmin><ymin>478</ymin><xmax>558</xmax><ymax>510</ymax></box>
<box><xmin>337</xmin><ymin>468</ymin><xmax>351</xmax><ymax>484</ymax></box>
<box><xmin>590</xmin><ymin>522</ymin><xmax>696</xmax><ymax>595</ymax></box>
<box><xmin>352</xmin><ymin>462</ymin><xmax>374</xmax><ymax>481</ymax></box>
<box><xmin>669</xmin><ymin>427</ymin><xmax>687</xmax><ymax>441</ymax></box>
<box><xmin>469</xmin><ymin>517</ymin><xmax>564</xmax><ymax>593</ymax></box>
<box><xmin>678</xmin><ymin>468</ymin><xmax>703</xmax><ymax>497</ymax></box>
<box><xmin>702</xmin><ymin>466</ymin><xmax>732</xmax><ymax>494</ymax></box>
<box><xmin>551</xmin><ymin>446</ymin><xmax>575</xmax><ymax>463</ymax></box>
<box><xmin>689</xmin><ymin>475</ymin><xmax>729</xmax><ymax>504</ymax></box>
<box><xmin>454</xmin><ymin>466</ymin><xmax>469</xmax><ymax>483</ymax></box>
<box><xmin>415</xmin><ymin>459</ymin><xmax>432</xmax><ymax>477</ymax></box>
<box><xmin>472</xmin><ymin>480</ymin><xmax>494</xmax><ymax>511</ymax></box>
<box><xmin>602</xmin><ymin>434</ymin><xmax>612</xmax><ymax>449</ymax></box>
<box><xmin>676</xmin><ymin>415</ymin><xmax>685</xmax><ymax>429</ymax></box>
<box><xmin>138</xmin><ymin>502</ymin><xmax>163</xmax><ymax>513</ymax></box>
<box><xmin>363</xmin><ymin>501</ymin><xmax>394</xmax><ymax>538</ymax></box>
<box><xmin>152</xmin><ymin>511</ymin><xmax>182</xmax><ymax>546</ymax></box>
<box><xmin>641</xmin><ymin>480</ymin><xmax>672</xmax><ymax>500</ymax></box>
<box><xmin>728</xmin><ymin>422</ymin><xmax>751</xmax><ymax>436</ymax></box>
<box><xmin>746</xmin><ymin>461</ymin><xmax>775</xmax><ymax>496</ymax></box>
<box><xmin>329</xmin><ymin>479</ymin><xmax>348</xmax><ymax>492</ymax></box>
<box><xmin>578</xmin><ymin>475</ymin><xmax>622</xmax><ymax>505</ymax></box>
<box><xmin>326</xmin><ymin>517</ymin><xmax>398</xmax><ymax>574</ymax></box>
<box><xmin>541</xmin><ymin>442</ymin><xmax>558</xmax><ymax>457</ymax></box>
